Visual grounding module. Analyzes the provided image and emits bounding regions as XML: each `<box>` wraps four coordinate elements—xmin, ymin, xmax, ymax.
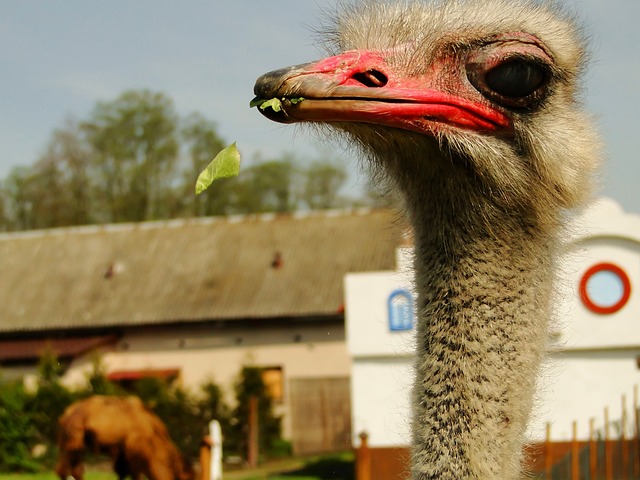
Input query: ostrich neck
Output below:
<box><xmin>404</xmin><ymin>183</ymin><xmax>556</xmax><ymax>480</ymax></box>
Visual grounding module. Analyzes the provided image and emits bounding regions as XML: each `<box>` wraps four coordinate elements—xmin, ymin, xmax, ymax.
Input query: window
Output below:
<box><xmin>261</xmin><ymin>366</ymin><xmax>284</xmax><ymax>402</ymax></box>
<box><xmin>388</xmin><ymin>289</ymin><xmax>415</xmax><ymax>331</ymax></box>
<box><xmin>579</xmin><ymin>262</ymin><xmax>631</xmax><ymax>315</ymax></box>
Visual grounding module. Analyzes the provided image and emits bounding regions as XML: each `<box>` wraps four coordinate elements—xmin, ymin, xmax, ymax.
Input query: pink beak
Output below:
<box><xmin>252</xmin><ymin>50</ymin><xmax>511</xmax><ymax>134</ymax></box>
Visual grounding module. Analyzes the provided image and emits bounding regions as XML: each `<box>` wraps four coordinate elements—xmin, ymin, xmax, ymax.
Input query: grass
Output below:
<box><xmin>226</xmin><ymin>452</ymin><xmax>354</xmax><ymax>480</ymax></box>
<box><xmin>0</xmin><ymin>452</ymin><xmax>355</xmax><ymax>480</ymax></box>
<box><xmin>0</xmin><ymin>474</ymin><xmax>116</xmax><ymax>480</ymax></box>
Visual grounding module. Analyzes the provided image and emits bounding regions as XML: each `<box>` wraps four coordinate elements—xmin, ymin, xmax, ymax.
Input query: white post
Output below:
<box><xmin>209</xmin><ymin>420</ymin><xmax>223</xmax><ymax>480</ymax></box>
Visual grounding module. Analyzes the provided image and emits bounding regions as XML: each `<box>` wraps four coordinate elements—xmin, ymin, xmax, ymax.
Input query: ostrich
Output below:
<box><xmin>252</xmin><ymin>0</ymin><xmax>600</xmax><ymax>478</ymax></box>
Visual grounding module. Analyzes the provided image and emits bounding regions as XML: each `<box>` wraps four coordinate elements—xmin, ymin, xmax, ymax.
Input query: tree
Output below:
<box><xmin>181</xmin><ymin>113</ymin><xmax>231</xmax><ymax>216</ymax></box>
<box><xmin>0</xmin><ymin>380</ymin><xmax>39</xmax><ymax>472</ymax></box>
<box><xmin>2</xmin><ymin>166</ymin><xmax>36</xmax><ymax>231</ymax></box>
<box><xmin>38</xmin><ymin>119</ymin><xmax>94</xmax><ymax>226</ymax></box>
<box><xmin>197</xmin><ymin>380</ymin><xmax>230</xmax><ymax>438</ymax></box>
<box><xmin>301</xmin><ymin>160</ymin><xmax>348</xmax><ymax>209</ymax></box>
<box><xmin>24</xmin><ymin>349</ymin><xmax>75</xmax><ymax>466</ymax></box>
<box><xmin>0</xmin><ymin>119</ymin><xmax>93</xmax><ymax>231</ymax></box>
<box><xmin>82</xmin><ymin>89</ymin><xmax>179</xmax><ymax>222</ymax></box>
<box><xmin>0</xmin><ymin>89</ymin><xmax>376</xmax><ymax>232</ymax></box>
<box><xmin>84</xmin><ymin>356</ymin><xmax>121</xmax><ymax>396</ymax></box>
<box><xmin>131</xmin><ymin>377</ymin><xmax>202</xmax><ymax>458</ymax></box>
<box><xmin>227</xmin><ymin>366</ymin><xmax>282</xmax><ymax>461</ymax></box>
<box><xmin>233</xmin><ymin>159</ymin><xmax>296</xmax><ymax>214</ymax></box>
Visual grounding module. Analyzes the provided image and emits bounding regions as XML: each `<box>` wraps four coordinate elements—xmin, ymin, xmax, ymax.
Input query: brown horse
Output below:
<box><xmin>55</xmin><ymin>395</ymin><xmax>195</xmax><ymax>480</ymax></box>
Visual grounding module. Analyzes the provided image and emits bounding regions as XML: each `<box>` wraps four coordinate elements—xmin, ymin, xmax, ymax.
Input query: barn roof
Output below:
<box><xmin>0</xmin><ymin>209</ymin><xmax>407</xmax><ymax>333</ymax></box>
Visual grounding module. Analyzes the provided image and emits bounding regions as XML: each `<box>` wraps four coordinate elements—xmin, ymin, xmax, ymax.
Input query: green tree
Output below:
<box><xmin>83</xmin><ymin>356</ymin><xmax>121</xmax><ymax>396</ymax></box>
<box><xmin>228</xmin><ymin>366</ymin><xmax>282</xmax><ymax>461</ymax></box>
<box><xmin>0</xmin><ymin>88</ymin><xmax>377</xmax><ymax>232</ymax></box>
<box><xmin>196</xmin><ymin>380</ymin><xmax>231</xmax><ymax>443</ymax></box>
<box><xmin>233</xmin><ymin>159</ymin><xmax>296</xmax><ymax>214</ymax></box>
<box><xmin>24</xmin><ymin>349</ymin><xmax>75</xmax><ymax>466</ymax></box>
<box><xmin>83</xmin><ymin>89</ymin><xmax>179</xmax><ymax>222</ymax></box>
<box><xmin>0</xmin><ymin>120</ymin><xmax>93</xmax><ymax>231</ymax></box>
<box><xmin>181</xmin><ymin>113</ymin><xmax>232</xmax><ymax>216</ymax></box>
<box><xmin>0</xmin><ymin>380</ymin><xmax>39</xmax><ymax>472</ymax></box>
<box><xmin>301</xmin><ymin>160</ymin><xmax>348</xmax><ymax>209</ymax></box>
<box><xmin>41</xmin><ymin>120</ymin><xmax>94</xmax><ymax>226</ymax></box>
<box><xmin>2</xmin><ymin>166</ymin><xmax>36</xmax><ymax>231</ymax></box>
<box><xmin>131</xmin><ymin>377</ymin><xmax>202</xmax><ymax>458</ymax></box>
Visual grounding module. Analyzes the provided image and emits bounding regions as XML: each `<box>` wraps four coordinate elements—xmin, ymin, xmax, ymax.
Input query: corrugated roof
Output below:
<box><xmin>0</xmin><ymin>209</ymin><xmax>407</xmax><ymax>333</ymax></box>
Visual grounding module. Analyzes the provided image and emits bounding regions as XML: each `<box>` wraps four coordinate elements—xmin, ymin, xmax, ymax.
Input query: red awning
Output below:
<box><xmin>107</xmin><ymin>368</ymin><xmax>180</xmax><ymax>381</ymax></box>
<box><xmin>0</xmin><ymin>335</ymin><xmax>119</xmax><ymax>362</ymax></box>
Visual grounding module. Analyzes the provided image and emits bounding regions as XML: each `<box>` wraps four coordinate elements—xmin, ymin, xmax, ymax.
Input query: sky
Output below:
<box><xmin>1</xmin><ymin>0</ymin><xmax>639</xmax><ymax>213</ymax></box>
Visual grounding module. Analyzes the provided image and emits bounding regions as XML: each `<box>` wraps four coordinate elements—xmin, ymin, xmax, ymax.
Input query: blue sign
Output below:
<box><xmin>388</xmin><ymin>289</ymin><xmax>414</xmax><ymax>331</ymax></box>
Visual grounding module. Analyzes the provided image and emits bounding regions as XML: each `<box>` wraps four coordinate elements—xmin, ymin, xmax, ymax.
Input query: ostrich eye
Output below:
<box><xmin>467</xmin><ymin>53</ymin><xmax>552</xmax><ymax>110</ymax></box>
<box><xmin>485</xmin><ymin>60</ymin><xmax>546</xmax><ymax>98</ymax></box>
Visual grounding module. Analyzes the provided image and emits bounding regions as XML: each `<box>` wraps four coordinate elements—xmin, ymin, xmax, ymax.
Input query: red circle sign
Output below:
<box><xmin>579</xmin><ymin>262</ymin><xmax>631</xmax><ymax>315</ymax></box>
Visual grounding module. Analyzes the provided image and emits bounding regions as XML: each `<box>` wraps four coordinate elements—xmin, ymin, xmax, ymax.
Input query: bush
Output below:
<box><xmin>23</xmin><ymin>350</ymin><xmax>77</xmax><ymax>468</ymax></box>
<box><xmin>0</xmin><ymin>380</ymin><xmax>40</xmax><ymax>472</ymax></box>
<box><xmin>83</xmin><ymin>356</ymin><xmax>123</xmax><ymax>396</ymax></box>
<box><xmin>0</xmin><ymin>353</ymin><xmax>286</xmax><ymax>472</ymax></box>
<box><xmin>131</xmin><ymin>377</ymin><xmax>203</xmax><ymax>458</ymax></box>
<box><xmin>226</xmin><ymin>366</ymin><xmax>282</xmax><ymax>460</ymax></box>
<box><xmin>196</xmin><ymin>380</ymin><xmax>231</xmax><ymax>443</ymax></box>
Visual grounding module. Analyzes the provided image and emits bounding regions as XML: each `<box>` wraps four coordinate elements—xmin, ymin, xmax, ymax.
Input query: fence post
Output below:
<box><xmin>589</xmin><ymin>418</ymin><xmax>597</xmax><ymax>480</ymax></box>
<box><xmin>622</xmin><ymin>394</ymin><xmax>629</xmax><ymax>480</ymax></box>
<box><xmin>545</xmin><ymin>422</ymin><xmax>552</xmax><ymax>480</ymax></box>
<box><xmin>605</xmin><ymin>407</ymin><xmax>613</xmax><ymax>480</ymax></box>
<box><xmin>209</xmin><ymin>420</ymin><xmax>223</xmax><ymax>480</ymax></box>
<box><xmin>200</xmin><ymin>437</ymin><xmax>212</xmax><ymax>480</ymax></box>
<box><xmin>571</xmin><ymin>421</ymin><xmax>579</xmax><ymax>480</ymax></box>
<box><xmin>634</xmin><ymin>385</ymin><xmax>640</xmax><ymax>477</ymax></box>
<box><xmin>248</xmin><ymin>396</ymin><xmax>259</xmax><ymax>469</ymax></box>
<box><xmin>356</xmin><ymin>431</ymin><xmax>371</xmax><ymax>480</ymax></box>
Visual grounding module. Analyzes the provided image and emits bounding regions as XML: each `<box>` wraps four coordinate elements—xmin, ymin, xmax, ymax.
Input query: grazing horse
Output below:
<box><xmin>55</xmin><ymin>395</ymin><xmax>194</xmax><ymax>480</ymax></box>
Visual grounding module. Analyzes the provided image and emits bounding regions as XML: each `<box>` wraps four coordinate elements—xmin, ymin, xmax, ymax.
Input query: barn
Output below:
<box><xmin>5</xmin><ymin>197</ymin><xmax>636</xmax><ymax>468</ymax></box>
<box><xmin>0</xmin><ymin>208</ymin><xmax>408</xmax><ymax>455</ymax></box>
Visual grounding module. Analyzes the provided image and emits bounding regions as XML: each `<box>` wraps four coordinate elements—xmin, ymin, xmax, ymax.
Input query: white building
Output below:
<box><xmin>345</xmin><ymin>197</ymin><xmax>640</xmax><ymax>450</ymax></box>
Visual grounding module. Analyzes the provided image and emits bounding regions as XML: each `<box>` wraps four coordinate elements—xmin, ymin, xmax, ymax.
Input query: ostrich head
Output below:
<box><xmin>253</xmin><ymin>0</ymin><xmax>600</xmax><ymax>478</ymax></box>
<box><xmin>253</xmin><ymin>0</ymin><xmax>599</xmax><ymax>226</ymax></box>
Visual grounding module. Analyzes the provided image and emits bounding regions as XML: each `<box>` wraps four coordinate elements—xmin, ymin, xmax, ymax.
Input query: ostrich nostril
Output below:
<box><xmin>352</xmin><ymin>69</ymin><xmax>388</xmax><ymax>87</ymax></box>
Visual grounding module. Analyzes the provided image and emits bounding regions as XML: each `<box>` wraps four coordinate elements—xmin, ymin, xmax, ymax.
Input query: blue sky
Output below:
<box><xmin>1</xmin><ymin>1</ymin><xmax>639</xmax><ymax>213</ymax></box>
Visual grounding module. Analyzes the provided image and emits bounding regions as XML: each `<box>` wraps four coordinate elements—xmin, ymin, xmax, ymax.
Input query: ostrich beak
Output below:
<box><xmin>252</xmin><ymin>50</ymin><xmax>511</xmax><ymax>134</ymax></box>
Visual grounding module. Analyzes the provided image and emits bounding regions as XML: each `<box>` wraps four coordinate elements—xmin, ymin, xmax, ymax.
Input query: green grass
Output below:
<box><xmin>0</xmin><ymin>474</ymin><xmax>116</xmax><ymax>480</ymax></box>
<box><xmin>0</xmin><ymin>453</ymin><xmax>355</xmax><ymax>480</ymax></box>
<box><xmin>227</xmin><ymin>452</ymin><xmax>354</xmax><ymax>480</ymax></box>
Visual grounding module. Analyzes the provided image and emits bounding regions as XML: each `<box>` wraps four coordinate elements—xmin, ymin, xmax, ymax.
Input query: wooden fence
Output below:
<box><xmin>533</xmin><ymin>387</ymin><xmax>640</xmax><ymax>480</ymax></box>
<box><xmin>355</xmin><ymin>387</ymin><xmax>640</xmax><ymax>480</ymax></box>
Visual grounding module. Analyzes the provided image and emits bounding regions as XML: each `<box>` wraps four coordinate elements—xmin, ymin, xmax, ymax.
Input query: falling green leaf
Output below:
<box><xmin>195</xmin><ymin>142</ymin><xmax>241</xmax><ymax>195</ymax></box>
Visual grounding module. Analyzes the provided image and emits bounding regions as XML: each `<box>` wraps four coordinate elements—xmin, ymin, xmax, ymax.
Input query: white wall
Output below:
<box><xmin>345</xmin><ymin>198</ymin><xmax>640</xmax><ymax>446</ymax></box>
<box><xmin>345</xmin><ymin>248</ymin><xmax>416</xmax><ymax>447</ymax></box>
<box><xmin>531</xmin><ymin>351</ymin><xmax>640</xmax><ymax>441</ymax></box>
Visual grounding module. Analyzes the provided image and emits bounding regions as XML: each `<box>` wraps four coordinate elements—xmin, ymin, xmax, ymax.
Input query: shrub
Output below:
<box><xmin>0</xmin><ymin>379</ymin><xmax>39</xmax><ymax>472</ymax></box>
<box><xmin>23</xmin><ymin>350</ymin><xmax>76</xmax><ymax>467</ymax></box>
<box><xmin>0</xmin><ymin>353</ymin><xmax>286</xmax><ymax>472</ymax></box>
<box><xmin>227</xmin><ymin>366</ymin><xmax>282</xmax><ymax>460</ymax></box>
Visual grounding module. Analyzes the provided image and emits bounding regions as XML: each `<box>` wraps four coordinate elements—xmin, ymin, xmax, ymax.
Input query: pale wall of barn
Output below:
<box><xmin>58</xmin><ymin>321</ymin><xmax>351</xmax><ymax>439</ymax></box>
<box><xmin>345</xmin><ymin>197</ymin><xmax>640</xmax><ymax>447</ymax></box>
